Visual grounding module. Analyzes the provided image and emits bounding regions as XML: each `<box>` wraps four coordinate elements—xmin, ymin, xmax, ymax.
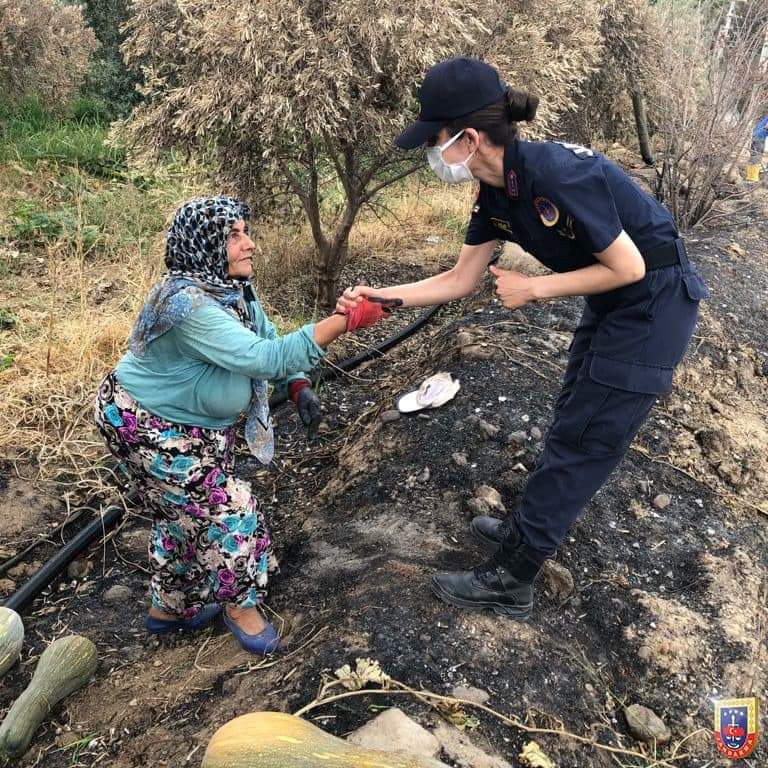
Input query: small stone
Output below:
<box><xmin>466</xmin><ymin>498</ymin><xmax>488</xmax><ymax>516</ymax></box>
<box><xmin>530</xmin><ymin>426</ymin><xmax>542</xmax><ymax>440</ymax></box>
<box><xmin>104</xmin><ymin>585</ymin><xmax>133</xmax><ymax>602</ymax></box>
<box><xmin>456</xmin><ymin>330</ymin><xmax>474</xmax><ymax>347</ymax></box>
<box><xmin>451</xmin><ymin>685</ymin><xmax>490</xmax><ymax>705</ymax></box>
<box><xmin>505</xmin><ymin>430</ymin><xmax>528</xmax><ymax>448</ymax></box>
<box><xmin>452</xmin><ymin>452</ymin><xmax>469</xmax><ymax>467</ymax></box>
<box><xmin>7</xmin><ymin>564</ymin><xmax>27</xmax><ymax>579</ymax></box>
<box><xmin>624</xmin><ymin>704</ymin><xmax>671</xmax><ymax>744</ymax></box>
<box><xmin>433</xmin><ymin>722</ymin><xmax>512</xmax><ymax>768</ymax></box>
<box><xmin>477</xmin><ymin>419</ymin><xmax>500</xmax><ymax>440</ymax></box>
<box><xmin>539</xmin><ymin>560</ymin><xmax>574</xmax><ymax>601</ymax></box>
<box><xmin>347</xmin><ymin>707</ymin><xmax>440</xmax><ymax>758</ymax></box>
<box><xmin>652</xmin><ymin>493</ymin><xmax>671</xmax><ymax>510</ymax></box>
<box><xmin>637</xmin><ymin>645</ymin><xmax>653</xmax><ymax>661</ymax></box>
<box><xmin>380</xmin><ymin>410</ymin><xmax>400</xmax><ymax>423</ymax></box>
<box><xmin>474</xmin><ymin>485</ymin><xmax>505</xmax><ymax>513</ymax></box>
<box><xmin>129</xmin><ymin>698</ymin><xmax>139</xmax><ymax>707</ymax></box>
<box><xmin>67</xmin><ymin>559</ymin><xmax>91</xmax><ymax>580</ymax></box>
<box><xmin>462</xmin><ymin>345</ymin><xmax>494</xmax><ymax>361</ymax></box>
<box><xmin>418</xmin><ymin>467</ymin><xmax>431</xmax><ymax>484</ymax></box>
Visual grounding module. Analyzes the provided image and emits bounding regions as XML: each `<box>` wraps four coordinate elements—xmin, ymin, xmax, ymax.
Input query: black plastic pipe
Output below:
<box><xmin>268</xmin><ymin>303</ymin><xmax>442</xmax><ymax>408</ymax></box>
<box><xmin>2</xmin><ymin>504</ymin><xmax>124</xmax><ymax>613</ymax></box>
<box><xmin>4</xmin><ymin>303</ymin><xmax>443</xmax><ymax>613</ymax></box>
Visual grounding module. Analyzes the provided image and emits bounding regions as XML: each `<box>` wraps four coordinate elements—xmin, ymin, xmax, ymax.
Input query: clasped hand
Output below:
<box><xmin>489</xmin><ymin>266</ymin><xmax>538</xmax><ymax>309</ymax></box>
<box><xmin>334</xmin><ymin>287</ymin><xmax>401</xmax><ymax>331</ymax></box>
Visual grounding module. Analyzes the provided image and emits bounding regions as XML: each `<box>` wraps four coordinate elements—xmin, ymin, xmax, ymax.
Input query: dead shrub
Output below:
<box><xmin>0</xmin><ymin>0</ymin><xmax>98</xmax><ymax>111</ymax></box>
<box><xmin>651</xmin><ymin>0</ymin><xmax>768</xmax><ymax>227</ymax></box>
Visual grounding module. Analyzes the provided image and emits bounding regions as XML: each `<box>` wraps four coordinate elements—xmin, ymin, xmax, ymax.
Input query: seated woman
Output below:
<box><xmin>95</xmin><ymin>196</ymin><xmax>390</xmax><ymax>655</ymax></box>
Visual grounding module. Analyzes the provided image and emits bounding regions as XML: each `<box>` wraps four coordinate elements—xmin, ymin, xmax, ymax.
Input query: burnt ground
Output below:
<box><xmin>1</xmin><ymin>192</ymin><xmax>767</xmax><ymax>768</ymax></box>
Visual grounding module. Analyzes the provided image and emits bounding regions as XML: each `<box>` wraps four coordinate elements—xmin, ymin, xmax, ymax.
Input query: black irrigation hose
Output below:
<box><xmin>3</xmin><ymin>303</ymin><xmax>444</xmax><ymax>614</ymax></box>
<box><xmin>268</xmin><ymin>303</ymin><xmax>443</xmax><ymax>408</ymax></box>
<box><xmin>2</xmin><ymin>504</ymin><xmax>124</xmax><ymax>613</ymax></box>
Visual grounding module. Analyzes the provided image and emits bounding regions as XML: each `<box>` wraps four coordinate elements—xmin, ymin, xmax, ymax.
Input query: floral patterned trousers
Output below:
<box><xmin>94</xmin><ymin>372</ymin><xmax>277</xmax><ymax>617</ymax></box>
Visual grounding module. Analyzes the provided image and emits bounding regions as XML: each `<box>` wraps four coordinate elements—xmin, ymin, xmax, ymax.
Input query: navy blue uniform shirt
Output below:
<box><xmin>465</xmin><ymin>140</ymin><xmax>678</xmax><ymax>272</ymax></box>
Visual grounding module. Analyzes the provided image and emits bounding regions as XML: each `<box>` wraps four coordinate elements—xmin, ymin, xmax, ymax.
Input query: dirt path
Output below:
<box><xmin>2</xmin><ymin>199</ymin><xmax>767</xmax><ymax>767</ymax></box>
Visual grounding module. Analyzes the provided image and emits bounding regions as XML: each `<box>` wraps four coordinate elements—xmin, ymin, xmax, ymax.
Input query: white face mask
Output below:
<box><xmin>426</xmin><ymin>130</ymin><xmax>476</xmax><ymax>184</ymax></box>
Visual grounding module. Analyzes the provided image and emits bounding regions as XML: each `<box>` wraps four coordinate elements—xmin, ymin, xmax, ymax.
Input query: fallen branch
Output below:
<box><xmin>292</xmin><ymin>671</ymin><xmax>698</xmax><ymax>767</ymax></box>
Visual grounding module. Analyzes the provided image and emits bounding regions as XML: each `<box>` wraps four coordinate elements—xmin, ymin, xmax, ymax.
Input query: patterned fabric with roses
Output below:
<box><xmin>95</xmin><ymin>372</ymin><xmax>278</xmax><ymax>617</ymax></box>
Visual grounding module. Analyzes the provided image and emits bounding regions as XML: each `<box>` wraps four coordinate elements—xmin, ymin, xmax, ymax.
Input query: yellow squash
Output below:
<box><xmin>202</xmin><ymin>712</ymin><xmax>449</xmax><ymax>768</ymax></box>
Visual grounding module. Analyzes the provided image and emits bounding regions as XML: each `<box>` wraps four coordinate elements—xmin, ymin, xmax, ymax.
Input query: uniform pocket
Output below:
<box><xmin>552</xmin><ymin>354</ymin><xmax>667</xmax><ymax>456</ymax></box>
<box><xmin>682</xmin><ymin>271</ymin><xmax>710</xmax><ymax>302</ymax></box>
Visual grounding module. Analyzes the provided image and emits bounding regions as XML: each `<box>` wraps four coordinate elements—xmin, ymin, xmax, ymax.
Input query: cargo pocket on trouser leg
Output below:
<box><xmin>551</xmin><ymin>353</ymin><xmax>673</xmax><ymax>456</ymax></box>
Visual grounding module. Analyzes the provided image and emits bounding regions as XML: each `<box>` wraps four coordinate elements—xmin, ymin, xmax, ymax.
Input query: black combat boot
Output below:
<box><xmin>470</xmin><ymin>515</ymin><xmax>509</xmax><ymax>549</ymax></box>
<box><xmin>431</xmin><ymin>525</ymin><xmax>545</xmax><ymax>620</ymax></box>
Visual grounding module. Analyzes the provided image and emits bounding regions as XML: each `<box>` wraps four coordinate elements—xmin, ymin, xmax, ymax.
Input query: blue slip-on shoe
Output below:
<box><xmin>223</xmin><ymin>610</ymin><xmax>280</xmax><ymax>656</ymax></box>
<box><xmin>144</xmin><ymin>603</ymin><xmax>222</xmax><ymax>635</ymax></box>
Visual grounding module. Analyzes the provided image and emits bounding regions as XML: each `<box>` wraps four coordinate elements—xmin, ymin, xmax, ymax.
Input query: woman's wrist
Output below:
<box><xmin>313</xmin><ymin>313</ymin><xmax>348</xmax><ymax>347</ymax></box>
<box><xmin>528</xmin><ymin>276</ymin><xmax>549</xmax><ymax>302</ymax></box>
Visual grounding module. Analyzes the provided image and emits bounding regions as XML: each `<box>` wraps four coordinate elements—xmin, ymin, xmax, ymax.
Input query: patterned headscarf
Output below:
<box><xmin>128</xmin><ymin>196</ymin><xmax>274</xmax><ymax>464</ymax></box>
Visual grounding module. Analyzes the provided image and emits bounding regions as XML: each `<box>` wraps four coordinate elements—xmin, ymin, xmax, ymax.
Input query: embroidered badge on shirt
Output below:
<box><xmin>555</xmin><ymin>213</ymin><xmax>576</xmax><ymax>239</ymax></box>
<box><xmin>534</xmin><ymin>197</ymin><xmax>559</xmax><ymax>227</ymax></box>
<box><xmin>490</xmin><ymin>217</ymin><xmax>516</xmax><ymax>237</ymax></box>
<box><xmin>506</xmin><ymin>169</ymin><xmax>519</xmax><ymax>198</ymax></box>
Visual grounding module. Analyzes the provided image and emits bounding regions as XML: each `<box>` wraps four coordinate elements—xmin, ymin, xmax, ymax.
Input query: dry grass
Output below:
<box><xmin>0</xmin><ymin>156</ymin><xmax>472</xmax><ymax>506</ymax></box>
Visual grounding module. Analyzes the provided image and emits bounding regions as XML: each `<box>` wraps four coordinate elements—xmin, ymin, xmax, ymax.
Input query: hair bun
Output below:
<box><xmin>505</xmin><ymin>88</ymin><xmax>539</xmax><ymax>122</ymax></box>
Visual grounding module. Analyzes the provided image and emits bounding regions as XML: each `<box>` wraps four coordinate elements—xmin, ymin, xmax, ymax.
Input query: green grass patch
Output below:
<box><xmin>0</xmin><ymin>99</ymin><xmax>126</xmax><ymax>177</ymax></box>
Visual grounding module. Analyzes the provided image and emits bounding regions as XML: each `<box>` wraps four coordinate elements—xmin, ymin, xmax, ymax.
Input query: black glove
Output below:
<box><xmin>291</xmin><ymin>383</ymin><xmax>322</xmax><ymax>439</ymax></box>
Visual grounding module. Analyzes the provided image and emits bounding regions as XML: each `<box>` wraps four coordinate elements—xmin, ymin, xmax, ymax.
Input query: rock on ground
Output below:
<box><xmin>451</xmin><ymin>685</ymin><xmax>491</xmax><ymax>705</ymax></box>
<box><xmin>539</xmin><ymin>560</ymin><xmax>575</xmax><ymax>601</ymax></box>
<box><xmin>104</xmin><ymin>585</ymin><xmax>133</xmax><ymax>602</ymax></box>
<box><xmin>624</xmin><ymin>704</ymin><xmax>671</xmax><ymax>744</ymax></box>
<box><xmin>432</xmin><ymin>722</ymin><xmax>513</xmax><ymax>768</ymax></box>
<box><xmin>347</xmin><ymin>707</ymin><xmax>440</xmax><ymax>758</ymax></box>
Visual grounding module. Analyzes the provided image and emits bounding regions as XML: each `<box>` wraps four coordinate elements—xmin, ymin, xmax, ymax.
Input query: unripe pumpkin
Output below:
<box><xmin>0</xmin><ymin>634</ymin><xmax>97</xmax><ymax>757</ymax></box>
<box><xmin>0</xmin><ymin>607</ymin><xmax>24</xmax><ymax>679</ymax></box>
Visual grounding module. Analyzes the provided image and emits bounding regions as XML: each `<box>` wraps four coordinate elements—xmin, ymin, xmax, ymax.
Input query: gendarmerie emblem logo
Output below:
<box><xmin>714</xmin><ymin>697</ymin><xmax>759</xmax><ymax>759</ymax></box>
<box><xmin>533</xmin><ymin>197</ymin><xmax>559</xmax><ymax>227</ymax></box>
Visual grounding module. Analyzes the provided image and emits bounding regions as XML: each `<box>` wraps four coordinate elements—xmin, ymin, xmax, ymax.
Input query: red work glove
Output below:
<box><xmin>335</xmin><ymin>297</ymin><xmax>401</xmax><ymax>332</ymax></box>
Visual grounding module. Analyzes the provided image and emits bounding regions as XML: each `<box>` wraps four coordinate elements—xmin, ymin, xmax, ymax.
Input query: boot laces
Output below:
<box><xmin>473</xmin><ymin>554</ymin><xmax>508</xmax><ymax>589</ymax></box>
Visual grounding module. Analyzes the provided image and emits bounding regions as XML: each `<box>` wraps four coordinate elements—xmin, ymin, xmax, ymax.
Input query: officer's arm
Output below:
<box><xmin>530</xmin><ymin>231</ymin><xmax>646</xmax><ymax>300</ymax></box>
<box><xmin>360</xmin><ymin>241</ymin><xmax>497</xmax><ymax>308</ymax></box>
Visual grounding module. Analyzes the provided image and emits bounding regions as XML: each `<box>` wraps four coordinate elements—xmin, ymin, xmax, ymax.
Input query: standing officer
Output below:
<box><xmin>338</xmin><ymin>57</ymin><xmax>710</xmax><ymax>619</ymax></box>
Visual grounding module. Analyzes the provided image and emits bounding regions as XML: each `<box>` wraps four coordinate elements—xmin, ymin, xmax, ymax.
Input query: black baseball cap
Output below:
<box><xmin>395</xmin><ymin>57</ymin><xmax>506</xmax><ymax>150</ymax></box>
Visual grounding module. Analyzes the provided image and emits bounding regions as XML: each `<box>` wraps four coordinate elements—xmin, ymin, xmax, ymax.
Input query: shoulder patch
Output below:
<box><xmin>506</xmin><ymin>169</ymin><xmax>519</xmax><ymax>198</ymax></box>
<box><xmin>534</xmin><ymin>197</ymin><xmax>559</xmax><ymax>227</ymax></box>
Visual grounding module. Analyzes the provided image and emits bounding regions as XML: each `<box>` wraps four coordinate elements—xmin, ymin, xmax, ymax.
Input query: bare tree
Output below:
<box><xmin>118</xmin><ymin>0</ymin><xmax>606</xmax><ymax>308</ymax></box>
<box><xmin>651</xmin><ymin>0</ymin><xmax>768</xmax><ymax>227</ymax></box>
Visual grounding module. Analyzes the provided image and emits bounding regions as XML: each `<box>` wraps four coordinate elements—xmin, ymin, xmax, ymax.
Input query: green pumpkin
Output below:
<box><xmin>0</xmin><ymin>607</ymin><xmax>24</xmax><ymax>679</ymax></box>
<box><xmin>0</xmin><ymin>634</ymin><xmax>97</xmax><ymax>757</ymax></box>
<box><xmin>202</xmin><ymin>712</ymin><xmax>449</xmax><ymax>767</ymax></box>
